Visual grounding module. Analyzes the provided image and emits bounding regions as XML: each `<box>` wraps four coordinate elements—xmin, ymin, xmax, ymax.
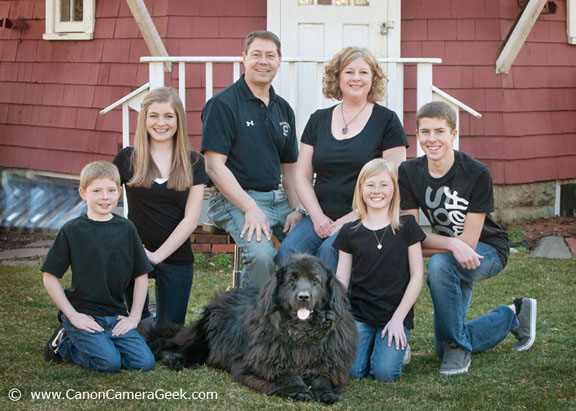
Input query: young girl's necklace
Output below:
<box><xmin>373</xmin><ymin>227</ymin><xmax>386</xmax><ymax>250</ymax></box>
<box><xmin>340</xmin><ymin>102</ymin><xmax>368</xmax><ymax>135</ymax></box>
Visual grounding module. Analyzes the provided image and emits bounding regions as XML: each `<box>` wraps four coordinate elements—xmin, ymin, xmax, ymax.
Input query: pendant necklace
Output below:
<box><xmin>340</xmin><ymin>102</ymin><xmax>368</xmax><ymax>135</ymax></box>
<box><xmin>373</xmin><ymin>227</ymin><xmax>386</xmax><ymax>250</ymax></box>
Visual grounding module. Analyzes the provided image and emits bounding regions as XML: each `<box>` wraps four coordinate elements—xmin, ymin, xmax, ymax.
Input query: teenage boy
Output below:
<box><xmin>42</xmin><ymin>161</ymin><xmax>155</xmax><ymax>373</ymax></box>
<box><xmin>201</xmin><ymin>30</ymin><xmax>304</xmax><ymax>289</ymax></box>
<box><xmin>398</xmin><ymin>101</ymin><xmax>536</xmax><ymax>376</ymax></box>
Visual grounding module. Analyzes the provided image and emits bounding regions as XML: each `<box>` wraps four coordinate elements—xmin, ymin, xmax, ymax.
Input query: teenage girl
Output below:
<box><xmin>113</xmin><ymin>87</ymin><xmax>209</xmax><ymax>327</ymax></box>
<box><xmin>333</xmin><ymin>158</ymin><xmax>425</xmax><ymax>382</ymax></box>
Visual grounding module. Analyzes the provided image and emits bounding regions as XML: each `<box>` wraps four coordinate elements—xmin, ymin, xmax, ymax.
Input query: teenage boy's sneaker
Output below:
<box><xmin>512</xmin><ymin>298</ymin><xmax>537</xmax><ymax>352</ymax></box>
<box><xmin>403</xmin><ymin>344</ymin><xmax>411</xmax><ymax>366</ymax></box>
<box><xmin>440</xmin><ymin>342</ymin><xmax>471</xmax><ymax>376</ymax></box>
<box><xmin>44</xmin><ymin>325</ymin><xmax>66</xmax><ymax>363</ymax></box>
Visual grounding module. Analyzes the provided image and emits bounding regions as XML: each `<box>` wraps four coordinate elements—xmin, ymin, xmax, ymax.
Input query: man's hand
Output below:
<box><xmin>241</xmin><ymin>206</ymin><xmax>271</xmax><ymax>242</ymax></box>
<box><xmin>450</xmin><ymin>237</ymin><xmax>484</xmax><ymax>270</ymax></box>
<box><xmin>282</xmin><ymin>210</ymin><xmax>305</xmax><ymax>234</ymax></box>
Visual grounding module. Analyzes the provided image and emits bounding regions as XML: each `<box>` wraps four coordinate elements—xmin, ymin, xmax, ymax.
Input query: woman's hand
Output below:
<box><xmin>311</xmin><ymin>214</ymin><xmax>334</xmax><ymax>238</ymax></box>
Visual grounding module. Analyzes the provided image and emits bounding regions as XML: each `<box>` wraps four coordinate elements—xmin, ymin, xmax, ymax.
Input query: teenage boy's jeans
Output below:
<box><xmin>208</xmin><ymin>189</ymin><xmax>291</xmax><ymax>289</ymax></box>
<box><xmin>427</xmin><ymin>242</ymin><xmax>518</xmax><ymax>358</ymax></box>
<box><xmin>276</xmin><ymin>216</ymin><xmax>339</xmax><ymax>274</ymax></box>
<box><xmin>59</xmin><ymin>315</ymin><xmax>155</xmax><ymax>373</ymax></box>
<box><xmin>350</xmin><ymin>320</ymin><xmax>411</xmax><ymax>382</ymax></box>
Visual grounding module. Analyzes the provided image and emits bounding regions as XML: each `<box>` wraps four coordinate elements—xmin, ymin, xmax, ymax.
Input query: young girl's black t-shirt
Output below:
<box><xmin>333</xmin><ymin>215</ymin><xmax>425</xmax><ymax>328</ymax></box>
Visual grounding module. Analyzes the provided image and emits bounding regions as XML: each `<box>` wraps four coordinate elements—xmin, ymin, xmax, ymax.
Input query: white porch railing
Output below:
<box><xmin>100</xmin><ymin>56</ymin><xmax>482</xmax><ymax>156</ymax></box>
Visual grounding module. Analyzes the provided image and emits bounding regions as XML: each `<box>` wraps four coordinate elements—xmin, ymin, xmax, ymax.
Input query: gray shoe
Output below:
<box><xmin>403</xmin><ymin>344</ymin><xmax>411</xmax><ymax>366</ymax></box>
<box><xmin>440</xmin><ymin>342</ymin><xmax>471</xmax><ymax>376</ymax></box>
<box><xmin>512</xmin><ymin>298</ymin><xmax>537</xmax><ymax>352</ymax></box>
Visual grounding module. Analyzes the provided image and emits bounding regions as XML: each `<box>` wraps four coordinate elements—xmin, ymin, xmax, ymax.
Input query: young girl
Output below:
<box><xmin>113</xmin><ymin>87</ymin><xmax>209</xmax><ymax>327</ymax></box>
<box><xmin>333</xmin><ymin>158</ymin><xmax>425</xmax><ymax>382</ymax></box>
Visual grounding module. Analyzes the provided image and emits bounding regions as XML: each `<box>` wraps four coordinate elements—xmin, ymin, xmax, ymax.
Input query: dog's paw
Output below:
<box><xmin>276</xmin><ymin>386</ymin><xmax>313</xmax><ymax>402</ymax></box>
<box><xmin>161</xmin><ymin>352</ymin><xmax>186</xmax><ymax>370</ymax></box>
<box><xmin>314</xmin><ymin>391</ymin><xmax>339</xmax><ymax>404</ymax></box>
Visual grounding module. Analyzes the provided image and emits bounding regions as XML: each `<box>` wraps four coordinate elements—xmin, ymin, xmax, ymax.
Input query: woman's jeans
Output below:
<box><xmin>126</xmin><ymin>261</ymin><xmax>194</xmax><ymax>327</ymax></box>
<box><xmin>351</xmin><ymin>320</ymin><xmax>411</xmax><ymax>382</ymax></box>
<box><xmin>276</xmin><ymin>216</ymin><xmax>339</xmax><ymax>274</ymax></box>
<box><xmin>59</xmin><ymin>315</ymin><xmax>155</xmax><ymax>373</ymax></box>
<box><xmin>427</xmin><ymin>242</ymin><xmax>518</xmax><ymax>357</ymax></box>
<box><xmin>208</xmin><ymin>189</ymin><xmax>291</xmax><ymax>289</ymax></box>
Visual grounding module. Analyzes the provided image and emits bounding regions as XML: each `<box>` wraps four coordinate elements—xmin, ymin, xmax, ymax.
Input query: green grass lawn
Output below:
<box><xmin>1</xmin><ymin>254</ymin><xmax>575</xmax><ymax>410</ymax></box>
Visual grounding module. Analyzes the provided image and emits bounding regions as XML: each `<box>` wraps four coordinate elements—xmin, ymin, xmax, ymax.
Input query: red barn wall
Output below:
<box><xmin>402</xmin><ymin>0</ymin><xmax>576</xmax><ymax>184</ymax></box>
<box><xmin>0</xmin><ymin>0</ymin><xmax>265</xmax><ymax>175</ymax></box>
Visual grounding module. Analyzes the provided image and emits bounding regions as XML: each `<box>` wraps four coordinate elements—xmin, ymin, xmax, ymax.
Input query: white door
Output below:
<box><xmin>268</xmin><ymin>0</ymin><xmax>401</xmax><ymax>135</ymax></box>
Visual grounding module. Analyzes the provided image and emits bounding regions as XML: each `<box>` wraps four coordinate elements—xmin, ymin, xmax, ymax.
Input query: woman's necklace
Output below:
<box><xmin>340</xmin><ymin>102</ymin><xmax>368</xmax><ymax>135</ymax></box>
<box><xmin>373</xmin><ymin>227</ymin><xmax>386</xmax><ymax>250</ymax></box>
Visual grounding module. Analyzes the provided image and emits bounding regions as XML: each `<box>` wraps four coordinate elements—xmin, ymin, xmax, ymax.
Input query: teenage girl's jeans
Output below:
<box><xmin>126</xmin><ymin>261</ymin><xmax>194</xmax><ymax>327</ymax></box>
<box><xmin>208</xmin><ymin>189</ymin><xmax>291</xmax><ymax>289</ymax></box>
<box><xmin>351</xmin><ymin>320</ymin><xmax>411</xmax><ymax>382</ymax></box>
<box><xmin>276</xmin><ymin>216</ymin><xmax>339</xmax><ymax>274</ymax></box>
<box><xmin>59</xmin><ymin>315</ymin><xmax>155</xmax><ymax>373</ymax></box>
<box><xmin>427</xmin><ymin>242</ymin><xmax>518</xmax><ymax>357</ymax></box>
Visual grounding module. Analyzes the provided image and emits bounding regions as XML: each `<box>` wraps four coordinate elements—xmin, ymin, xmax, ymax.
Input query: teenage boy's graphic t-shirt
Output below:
<box><xmin>398</xmin><ymin>150</ymin><xmax>509</xmax><ymax>267</ymax></box>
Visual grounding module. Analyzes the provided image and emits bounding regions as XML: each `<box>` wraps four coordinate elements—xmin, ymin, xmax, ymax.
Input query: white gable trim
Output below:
<box><xmin>495</xmin><ymin>0</ymin><xmax>547</xmax><ymax>74</ymax></box>
<box><xmin>568</xmin><ymin>0</ymin><xmax>576</xmax><ymax>44</ymax></box>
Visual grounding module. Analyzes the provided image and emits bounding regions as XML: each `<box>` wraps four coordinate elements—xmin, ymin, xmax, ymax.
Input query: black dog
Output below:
<box><xmin>148</xmin><ymin>254</ymin><xmax>357</xmax><ymax>404</ymax></box>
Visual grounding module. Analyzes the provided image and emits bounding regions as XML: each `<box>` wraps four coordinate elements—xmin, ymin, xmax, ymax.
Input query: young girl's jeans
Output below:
<box><xmin>59</xmin><ymin>314</ymin><xmax>155</xmax><ymax>373</ymax></box>
<box><xmin>351</xmin><ymin>320</ymin><xmax>411</xmax><ymax>382</ymax></box>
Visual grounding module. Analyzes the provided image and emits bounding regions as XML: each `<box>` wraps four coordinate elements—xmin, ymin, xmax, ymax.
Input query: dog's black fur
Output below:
<box><xmin>148</xmin><ymin>254</ymin><xmax>357</xmax><ymax>404</ymax></box>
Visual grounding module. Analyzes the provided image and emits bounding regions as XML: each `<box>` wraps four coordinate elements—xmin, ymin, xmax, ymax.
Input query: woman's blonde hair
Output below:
<box><xmin>322</xmin><ymin>46</ymin><xmax>387</xmax><ymax>103</ymax></box>
<box><xmin>352</xmin><ymin>158</ymin><xmax>402</xmax><ymax>233</ymax></box>
<box><xmin>129</xmin><ymin>87</ymin><xmax>194</xmax><ymax>191</ymax></box>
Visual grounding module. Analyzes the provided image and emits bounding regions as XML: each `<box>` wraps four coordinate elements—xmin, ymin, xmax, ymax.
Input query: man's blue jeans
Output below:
<box><xmin>208</xmin><ymin>189</ymin><xmax>291</xmax><ymax>289</ymax></box>
<box><xmin>59</xmin><ymin>315</ymin><xmax>155</xmax><ymax>373</ymax></box>
<box><xmin>427</xmin><ymin>242</ymin><xmax>518</xmax><ymax>357</ymax></box>
<box><xmin>276</xmin><ymin>216</ymin><xmax>339</xmax><ymax>274</ymax></box>
<box><xmin>350</xmin><ymin>320</ymin><xmax>411</xmax><ymax>382</ymax></box>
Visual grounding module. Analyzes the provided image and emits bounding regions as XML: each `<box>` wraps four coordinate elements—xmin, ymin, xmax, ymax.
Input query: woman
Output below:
<box><xmin>113</xmin><ymin>87</ymin><xmax>209</xmax><ymax>327</ymax></box>
<box><xmin>276</xmin><ymin>47</ymin><xmax>407</xmax><ymax>272</ymax></box>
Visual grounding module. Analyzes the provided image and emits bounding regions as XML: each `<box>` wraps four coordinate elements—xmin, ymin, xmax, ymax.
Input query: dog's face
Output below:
<box><xmin>275</xmin><ymin>255</ymin><xmax>330</xmax><ymax>321</ymax></box>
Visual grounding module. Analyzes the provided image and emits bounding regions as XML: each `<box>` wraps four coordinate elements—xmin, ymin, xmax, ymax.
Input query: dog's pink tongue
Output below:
<box><xmin>297</xmin><ymin>308</ymin><xmax>311</xmax><ymax>320</ymax></box>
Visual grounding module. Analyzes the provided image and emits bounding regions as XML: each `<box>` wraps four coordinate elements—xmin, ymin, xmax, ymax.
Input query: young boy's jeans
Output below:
<box><xmin>276</xmin><ymin>216</ymin><xmax>339</xmax><ymax>274</ymax></box>
<box><xmin>59</xmin><ymin>315</ymin><xmax>155</xmax><ymax>373</ymax></box>
<box><xmin>350</xmin><ymin>320</ymin><xmax>411</xmax><ymax>382</ymax></box>
<box><xmin>427</xmin><ymin>242</ymin><xmax>519</xmax><ymax>357</ymax></box>
<box><xmin>208</xmin><ymin>189</ymin><xmax>291</xmax><ymax>289</ymax></box>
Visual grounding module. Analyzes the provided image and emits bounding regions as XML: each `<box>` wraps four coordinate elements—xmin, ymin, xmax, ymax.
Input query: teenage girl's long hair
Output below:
<box><xmin>352</xmin><ymin>158</ymin><xmax>402</xmax><ymax>233</ymax></box>
<box><xmin>129</xmin><ymin>87</ymin><xmax>194</xmax><ymax>191</ymax></box>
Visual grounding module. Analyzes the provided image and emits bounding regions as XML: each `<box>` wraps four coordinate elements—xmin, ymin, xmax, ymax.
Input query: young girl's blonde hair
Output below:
<box><xmin>129</xmin><ymin>87</ymin><xmax>194</xmax><ymax>191</ymax></box>
<box><xmin>352</xmin><ymin>158</ymin><xmax>402</xmax><ymax>233</ymax></box>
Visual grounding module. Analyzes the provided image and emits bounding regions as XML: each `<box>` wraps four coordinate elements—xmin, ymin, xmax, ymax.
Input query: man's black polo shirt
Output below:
<box><xmin>201</xmin><ymin>74</ymin><xmax>298</xmax><ymax>192</ymax></box>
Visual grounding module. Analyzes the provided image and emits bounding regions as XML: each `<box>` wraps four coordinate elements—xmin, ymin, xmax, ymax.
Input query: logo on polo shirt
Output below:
<box><xmin>246</xmin><ymin>120</ymin><xmax>254</xmax><ymax>127</ymax></box>
<box><xmin>279</xmin><ymin>121</ymin><xmax>290</xmax><ymax>137</ymax></box>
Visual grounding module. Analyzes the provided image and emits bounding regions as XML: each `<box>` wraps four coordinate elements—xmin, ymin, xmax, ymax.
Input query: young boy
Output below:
<box><xmin>398</xmin><ymin>101</ymin><xmax>537</xmax><ymax>376</ymax></box>
<box><xmin>42</xmin><ymin>161</ymin><xmax>155</xmax><ymax>373</ymax></box>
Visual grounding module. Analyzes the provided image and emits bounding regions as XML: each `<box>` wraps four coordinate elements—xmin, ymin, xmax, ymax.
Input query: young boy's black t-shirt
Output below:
<box><xmin>40</xmin><ymin>214</ymin><xmax>152</xmax><ymax>317</ymax></box>
<box><xmin>398</xmin><ymin>150</ymin><xmax>509</xmax><ymax>267</ymax></box>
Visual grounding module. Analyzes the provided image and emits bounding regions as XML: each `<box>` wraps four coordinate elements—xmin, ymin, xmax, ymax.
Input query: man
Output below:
<box><xmin>201</xmin><ymin>31</ymin><xmax>304</xmax><ymax>289</ymax></box>
<box><xmin>398</xmin><ymin>101</ymin><xmax>537</xmax><ymax>376</ymax></box>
